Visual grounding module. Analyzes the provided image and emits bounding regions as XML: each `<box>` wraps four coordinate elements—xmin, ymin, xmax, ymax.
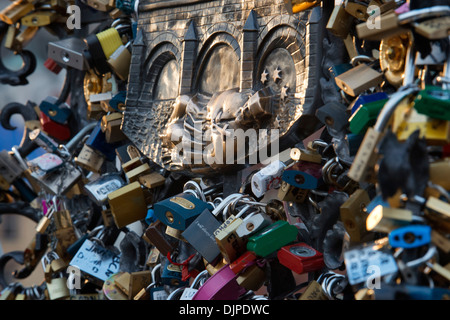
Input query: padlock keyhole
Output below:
<box><xmin>166</xmin><ymin>211</ymin><xmax>174</xmax><ymax>223</ymax></box>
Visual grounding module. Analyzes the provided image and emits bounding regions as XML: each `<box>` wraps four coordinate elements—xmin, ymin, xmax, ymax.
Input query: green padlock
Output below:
<box><xmin>246</xmin><ymin>220</ymin><xmax>298</xmax><ymax>257</ymax></box>
<box><xmin>349</xmin><ymin>99</ymin><xmax>388</xmax><ymax>135</ymax></box>
<box><xmin>414</xmin><ymin>86</ymin><xmax>450</xmax><ymax>121</ymax></box>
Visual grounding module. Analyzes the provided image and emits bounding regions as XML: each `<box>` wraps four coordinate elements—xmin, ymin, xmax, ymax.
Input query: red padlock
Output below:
<box><xmin>277</xmin><ymin>243</ymin><xmax>324</xmax><ymax>274</ymax></box>
<box><xmin>44</xmin><ymin>58</ymin><xmax>62</xmax><ymax>74</ymax></box>
<box><xmin>229</xmin><ymin>251</ymin><xmax>257</xmax><ymax>274</ymax></box>
<box><xmin>40</xmin><ymin>111</ymin><xmax>71</xmax><ymax>141</ymax></box>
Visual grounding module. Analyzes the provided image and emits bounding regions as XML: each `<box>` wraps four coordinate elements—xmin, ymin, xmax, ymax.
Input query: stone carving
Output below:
<box><xmin>123</xmin><ymin>0</ymin><xmax>325</xmax><ymax>175</ymax></box>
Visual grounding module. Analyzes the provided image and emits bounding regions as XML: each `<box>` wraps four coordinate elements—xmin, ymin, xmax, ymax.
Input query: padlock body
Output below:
<box><xmin>277</xmin><ymin>243</ymin><xmax>324</xmax><ymax>274</ymax></box>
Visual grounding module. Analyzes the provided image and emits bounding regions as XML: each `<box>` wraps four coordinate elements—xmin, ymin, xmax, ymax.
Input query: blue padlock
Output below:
<box><xmin>145</xmin><ymin>208</ymin><xmax>157</xmax><ymax>225</ymax></box>
<box><xmin>351</xmin><ymin>92</ymin><xmax>389</xmax><ymax>115</ymax></box>
<box><xmin>161</xmin><ymin>260</ymin><xmax>189</xmax><ymax>287</ymax></box>
<box><xmin>389</xmin><ymin>225</ymin><xmax>431</xmax><ymax>249</ymax></box>
<box><xmin>85</xmin><ymin>121</ymin><xmax>117</xmax><ymax>161</ymax></box>
<box><xmin>39</xmin><ymin>96</ymin><xmax>72</xmax><ymax>124</ymax></box>
<box><xmin>153</xmin><ymin>193</ymin><xmax>213</xmax><ymax>230</ymax></box>
<box><xmin>282</xmin><ymin>161</ymin><xmax>323</xmax><ymax>190</ymax></box>
<box><xmin>109</xmin><ymin>91</ymin><xmax>127</xmax><ymax>111</ymax></box>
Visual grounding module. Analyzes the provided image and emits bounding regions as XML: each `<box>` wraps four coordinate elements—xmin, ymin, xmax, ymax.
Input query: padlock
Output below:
<box><xmin>28</xmin><ymin>152</ymin><xmax>63</xmax><ymax>173</ymax></box>
<box><xmin>70</xmin><ymin>239</ymin><xmax>121</xmax><ymax>282</ymax></box>
<box><xmin>109</xmin><ymin>91</ymin><xmax>127</xmax><ymax>112</ymax></box>
<box><xmin>139</xmin><ymin>172</ymin><xmax>166</xmax><ymax>189</ymax></box>
<box><xmin>315</xmin><ymin>101</ymin><xmax>349</xmax><ymax>132</ymax></box>
<box><xmin>4</xmin><ymin>24</ymin><xmax>20</xmax><ymax>51</ymax></box>
<box><xmin>380</xmin><ymin>32</ymin><xmax>412</xmax><ymax>88</ymax></box>
<box><xmin>0</xmin><ymin>150</ymin><xmax>25</xmax><ymax>187</ymax></box>
<box><xmin>31</xmin><ymin>162</ymin><xmax>82</xmax><ymax>195</ymax></box>
<box><xmin>349</xmin><ymin>98</ymin><xmax>388</xmax><ymax>135</ymax></box>
<box><xmin>235</xmin><ymin>264</ymin><xmax>266</xmax><ymax>291</ymax></box>
<box><xmin>144</xmin><ymin>220</ymin><xmax>176</xmax><ymax>256</ymax></box>
<box><xmin>340</xmin><ymin>189</ymin><xmax>373</xmax><ymax>243</ymax></box>
<box><xmin>75</xmin><ymin>144</ymin><xmax>105</xmax><ymax>173</ymax></box>
<box><xmin>344</xmin><ymin>1</ymin><xmax>369</xmax><ymax>21</ymax></box>
<box><xmin>334</xmin><ymin>63</ymin><xmax>384</xmax><ymax>97</ymax></box>
<box><xmin>251</xmin><ymin>160</ymin><xmax>287</xmax><ymax>198</ymax></box>
<box><xmin>39</xmin><ymin>96</ymin><xmax>72</xmax><ymax>125</ymax></box>
<box><xmin>356</xmin><ymin>11</ymin><xmax>408</xmax><ymax>41</ymax></box>
<box><xmin>39</xmin><ymin>112</ymin><xmax>71</xmax><ymax>141</ymax></box>
<box><xmin>28</xmin><ymin>128</ymin><xmax>60</xmax><ymax>155</ymax></box>
<box><xmin>85</xmin><ymin>28</ymin><xmax>123</xmax><ymax>75</ymax></box>
<box><xmin>126</xmin><ymin>163</ymin><xmax>152</xmax><ymax>183</ymax></box>
<box><xmin>192</xmin><ymin>265</ymin><xmax>246</xmax><ymax>300</ymax></box>
<box><xmin>414</xmin><ymin>86</ymin><xmax>450</xmax><ymax>121</ymax></box>
<box><xmin>107</xmin><ymin>44</ymin><xmax>131</xmax><ymax>81</ymax></box>
<box><xmin>85</xmin><ymin>121</ymin><xmax>117</xmax><ymax>161</ymax></box>
<box><xmin>48</xmin><ymin>37</ymin><xmax>88</xmax><ymax>71</ymax></box>
<box><xmin>21</xmin><ymin>10</ymin><xmax>57</xmax><ymax>27</ymax></box>
<box><xmin>47</xmin><ymin>277</ymin><xmax>70</xmax><ymax>300</ymax></box>
<box><xmin>282</xmin><ymin>161</ymin><xmax>323</xmax><ymax>190</ymax></box>
<box><xmin>277</xmin><ymin>180</ymin><xmax>309</xmax><ymax>203</ymax></box>
<box><xmin>299</xmin><ymin>280</ymin><xmax>329</xmax><ymax>300</ymax></box>
<box><xmin>101</xmin><ymin>113</ymin><xmax>127</xmax><ymax>143</ymax></box>
<box><xmin>326</xmin><ymin>4</ymin><xmax>353</xmax><ymax>39</ymax></box>
<box><xmin>350</xmin><ymin>92</ymin><xmax>389</xmax><ymax>115</ymax></box>
<box><xmin>108</xmin><ymin>181</ymin><xmax>148</xmax><ymax>228</ymax></box>
<box><xmin>229</xmin><ymin>251</ymin><xmax>257</xmax><ymax>274</ymax></box>
<box><xmin>114</xmin><ymin>272</ymin><xmax>131</xmax><ymax>296</ymax></box>
<box><xmin>389</xmin><ymin>225</ymin><xmax>431</xmax><ymax>249</ymax></box>
<box><xmin>214</xmin><ymin>217</ymin><xmax>247</xmax><ymax>264</ymax></box>
<box><xmin>414</xmin><ymin>15</ymin><xmax>450</xmax><ymax>40</ymax></box>
<box><xmin>236</xmin><ymin>212</ymin><xmax>272</xmax><ymax>238</ymax></box>
<box><xmin>103</xmin><ymin>273</ymin><xmax>129</xmax><ymax>300</ymax></box>
<box><xmin>84</xmin><ymin>173</ymin><xmax>125</xmax><ymax>205</ymax></box>
<box><xmin>366</xmin><ymin>205</ymin><xmax>413</xmax><ymax>233</ymax></box>
<box><xmin>121</xmin><ymin>156</ymin><xmax>143</xmax><ymax>173</ymax></box>
<box><xmin>283</xmin><ymin>0</ymin><xmax>320</xmax><ymax>14</ymax></box>
<box><xmin>86</xmin><ymin>0</ymin><xmax>115</xmax><ymax>12</ymax></box>
<box><xmin>277</xmin><ymin>243</ymin><xmax>324</xmax><ymax>274</ymax></box>
<box><xmin>181</xmin><ymin>209</ymin><xmax>222</xmax><ymax>263</ymax></box>
<box><xmin>246</xmin><ymin>220</ymin><xmax>298</xmax><ymax>257</ymax></box>
<box><xmin>343</xmin><ymin>238</ymin><xmax>398</xmax><ymax>286</ymax></box>
<box><xmin>161</xmin><ymin>260</ymin><xmax>189</xmax><ymax>287</ymax></box>
<box><xmin>153</xmin><ymin>193</ymin><xmax>213</xmax><ymax>230</ymax></box>
<box><xmin>393</xmin><ymin>99</ymin><xmax>450</xmax><ymax>145</ymax></box>
<box><xmin>0</xmin><ymin>1</ymin><xmax>35</xmax><ymax>25</ymax></box>
<box><xmin>425</xmin><ymin>196</ymin><xmax>450</xmax><ymax>225</ymax></box>
<box><xmin>290</xmin><ymin>143</ymin><xmax>322</xmax><ymax>164</ymax></box>
<box><xmin>431</xmin><ymin>230</ymin><xmax>450</xmax><ymax>254</ymax></box>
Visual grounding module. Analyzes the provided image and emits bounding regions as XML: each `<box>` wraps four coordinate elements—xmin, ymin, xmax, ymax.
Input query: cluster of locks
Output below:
<box><xmin>0</xmin><ymin>0</ymin><xmax>449</xmax><ymax>301</ymax></box>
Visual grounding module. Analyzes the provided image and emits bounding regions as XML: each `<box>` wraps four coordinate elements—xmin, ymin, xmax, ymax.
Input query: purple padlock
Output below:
<box><xmin>192</xmin><ymin>265</ymin><xmax>246</xmax><ymax>300</ymax></box>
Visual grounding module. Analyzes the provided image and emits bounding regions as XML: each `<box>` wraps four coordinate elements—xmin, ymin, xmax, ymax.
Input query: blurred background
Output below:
<box><xmin>0</xmin><ymin>0</ymin><xmax>66</xmax><ymax>288</ymax></box>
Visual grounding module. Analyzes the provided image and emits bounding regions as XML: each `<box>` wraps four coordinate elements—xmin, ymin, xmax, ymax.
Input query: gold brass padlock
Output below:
<box><xmin>414</xmin><ymin>16</ymin><xmax>450</xmax><ymax>40</ymax></box>
<box><xmin>380</xmin><ymin>32</ymin><xmax>412</xmax><ymax>88</ymax></box>
<box><xmin>47</xmin><ymin>277</ymin><xmax>70</xmax><ymax>300</ymax></box>
<box><xmin>15</xmin><ymin>26</ymin><xmax>39</xmax><ymax>51</ymax></box>
<box><xmin>340</xmin><ymin>189</ymin><xmax>373</xmax><ymax>243</ymax></box>
<box><xmin>128</xmin><ymin>270</ymin><xmax>152</xmax><ymax>300</ymax></box>
<box><xmin>75</xmin><ymin>144</ymin><xmax>105</xmax><ymax>173</ymax></box>
<box><xmin>21</xmin><ymin>11</ymin><xmax>57</xmax><ymax>26</ymax></box>
<box><xmin>356</xmin><ymin>12</ymin><xmax>408</xmax><ymax>41</ymax></box>
<box><xmin>344</xmin><ymin>1</ymin><xmax>369</xmax><ymax>21</ymax></box>
<box><xmin>366</xmin><ymin>205</ymin><xmax>413</xmax><ymax>233</ymax></box>
<box><xmin>108</xmin><ymin>45</ymin><xmax>131</xmax><ymax>81</ymax></box>
<box><xmin>299</xmin><ymin>280</ymin><xmax>329</xmax><ymax>300</ymax></box>
<box><xmin>138</xmin><ymin>172</ymin><xmax>166</xmax><ymax>189</ymax></box>
<box><xmin>108</xmin><ymin>181</ymin><xmax>148</xmax><ymax>228</ymax></box>
<box><xmin>86</xmin><ymin>0</ymin><xmax>114</xmax><ymax>12</ymax></box>
<box><xmin>278</xmin><ymin>180</ymin><xmax>309</xmax><ymax>203</ymax></box>
<box><xmin>4</xmin><ymin>25</ymin><xmax>19</xmax><ymax>50</ymax></box>
<box><xmin>326</xmin><ymin>4</ymin><xmax>353</xmax><ymax>39</ymax></box>
<box><xmin>0</xmin><ymin>1</ymin><xmax>35</xmax><ymax>25</ymax></box>
<box><xmin>335</xmin><ymin>63</ymin><xmax>383</xmax><ymax>97</ymax></box>
<box><xmin>126</xmin><ymin>163</ymin><xmax>152</xmax><ymax>183</ymax></box>
<box><xmin>101</xmin><ymin>113</ymin><xmax>127</xmax><ymax>143</ymax></box>
<box><xmin>431</xmin><ymin>230</ymin><xmax>450</xmax><ymax>255</ymax></box>
<box><xmin>236</xmin><ymin>264</ymin><xmax>266</xmax><ymax>291</ymax></box>
<box><xmin>121</xmin><ymin>157</ymin><xmax>143</xmax><ymax>173</ymax></box>
<box><xmin>215</xmin><ymin>218</ymin><xmax>247</xmax><ymax>263</ymax></box>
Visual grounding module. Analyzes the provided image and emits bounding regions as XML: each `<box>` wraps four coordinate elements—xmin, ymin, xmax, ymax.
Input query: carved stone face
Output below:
<box><xmin>122</xmin><ymin>1</ymin><xmax>321</xmax><ymax>175</ymax></box>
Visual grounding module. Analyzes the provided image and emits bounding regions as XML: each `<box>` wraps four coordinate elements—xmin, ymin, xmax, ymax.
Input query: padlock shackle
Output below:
<box><xmin>65</xmin><ymin>121</ymin><xmax>97</xmax><ymax>153</ymax></box>
<box><xmin>398</xmin><ymin>5</ymin><xmax>450</xmax><ymax>25</ymax></box>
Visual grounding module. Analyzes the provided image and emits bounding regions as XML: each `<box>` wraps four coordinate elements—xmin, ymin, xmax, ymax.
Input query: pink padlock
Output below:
<box><xmin>192</xmin><ymin>265</ymin><xmax>246</xmax><ymax>300</ymax></box>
